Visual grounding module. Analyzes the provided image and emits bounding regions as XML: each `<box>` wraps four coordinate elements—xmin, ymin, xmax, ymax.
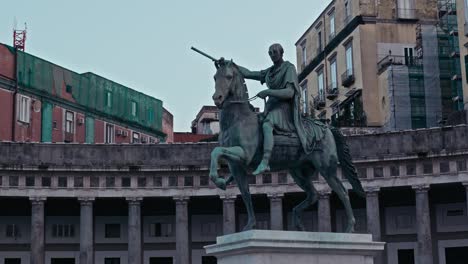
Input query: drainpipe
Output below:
<box><xmin>11</xmin><ymin>47</ymin><xmax>18</xmax><ymax>141</ymax></box>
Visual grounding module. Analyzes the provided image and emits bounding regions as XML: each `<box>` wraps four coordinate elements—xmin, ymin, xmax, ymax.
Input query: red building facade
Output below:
<box><xmin>0</xmin><ymin>43</ymin><xmax>170</xmax><ymax>144</ymax></box>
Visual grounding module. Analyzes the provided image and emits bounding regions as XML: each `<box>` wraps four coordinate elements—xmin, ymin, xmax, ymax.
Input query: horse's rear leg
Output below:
<box><xmin>320</xmin><ymin>165</ymin><xmax>355</xmax><ymax>233</ymax></box>
<box><xmin>229</xmin><ymin>161</ymin><xmax>256</xmax><ymax>231</ymax></box>
<box><xmin>290</xmin><ymin>167</ymin><xmax>319</xmax><ymax>231</ymax></box>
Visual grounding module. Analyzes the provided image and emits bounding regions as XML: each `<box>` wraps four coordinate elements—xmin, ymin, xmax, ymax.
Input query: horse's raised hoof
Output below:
<box><xmin>212</xmin><ymin>177</ymin><xmax>227</xmax><ymax>190</ymax></box>
<box><xmin>253</xmin><ymin>162</ymin><xmax>270</xmax><ymax>175</ymax></box>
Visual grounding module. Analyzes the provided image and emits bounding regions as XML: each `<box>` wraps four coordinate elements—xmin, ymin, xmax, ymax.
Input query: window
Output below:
<box><xmin>106</xmin><ymin>91</ymin><xmax>112</xmax><ymax>108</ymax></box>
<box><xmin>329</xmin><ymin>12</ymin><xmax>336</xmax><ymax>38</ymax></box>
<box><xmin>457</xmin><ymin>160</ymin><xmax>467</xmax><ymax>171</ymax></box>
<box><xmin>330</xmin><ymin>58</ymin><xmax>337</xmax><ymax>89</ymax></box>
<box><xmin>184</xmin><ymin>176</ymin><xmax>193</xmax><ymax>186</ymax></box>
<box><xmin>301</xmin><ymin>82</ymin><xmax>308</xmax><ymax>115</ymax></box>
<box><xmin>122</xmin><ymin>177</ymin><xmax>131</xmax><ymax>187</ymax></box>
<box><xmin>345</xmin><ymin>43</ymin><xmax>353</xmax><ymax>75</ymax></box>
<box><xmin>357</xmin><ymin>167</ymin><xmax>367</xmax><ymax>178</ymax></box>
<box><xmin>104</xmin><ymin>258</ymin><xmax>120</xmax><ymax>264</ymax></box>
<box><xmin>423</xmin><ymin>162</ymin><xmax>433</xmax><ymax>174</ymax></box>
<box><xmin>52</xmin><ymin>224</ymin><xmax>75</xmax><ymax>238</ymax></box>
<box><xmin>149</xmin><ymin>222</ymin><xmax>173</xmax><ymax>237</ymax></box>
<box><xmin>317</xmin><ymin>31</ymin><xmax>322</xmax><ymax>52</ymax></box>
<box><xmin>4</xmin><ymin>258</ymin><xmax>21</xmax><ymax>264</ymax></box>
<box><xmin>26</xmin><ymin>176</ymin><xmax>35</xmax><ymax>187</ymax></box>
<box><xmin>65</xmin><ymin>111</ymin><xmax>74</xmax><ymax>133</ymax></box>
<box><xmin>262</xmin><ymin>173</ymin><xmax>272</xmax><ymax>184</ymax></box>
<box><xmin>6</xmin><ymin>224</ymin><xmax>20</xmax><ymax>238</ymax></box>
<box><xmin>406</xmin><ymin>164</ymin><xmax>416</xmax><ymax>175</ymax></box>
<box><xmin>132</xmin><ymin>132</ymin><xmax>140</xmax><ymax>143</ymax></box>
<box><xmin>138</xmin><ymin>176</ymin><xmax>146</xmax><ymax>187</ymax></box>
<box><xmin>301</xmin><ymin>40</ymin><xmax>307</xmax><ymax>67</ymax></box>
<box><xmin>440</xmin><ymin>161</ymin><xmax>450</xmax><ymax>173</ymax></box>
<box><xmin>66</xmin><ymin>85</ymin><xmax>72</xmax><ymax>93</ymax></box>
<box><xmin>90</xmin><ymin>176</ymin><xmax>99</xmax><ymax>187</ymax></box>
<box><xmin>105</xmin><ymin>124</ymin><xmax>114</xmax><ymax>144</ymax></box>
<box><xmin>344</xmin><ymin>1</ymin><xmax>351</xmax><ymax>21</ymax></box>
<box><xmin>42</xmin><ymin>177</ymin><xmax>51</xmax><ymax>187</ymax></box>
<box><xmin>106</xmin><ymin>176</ymin><xmax>115</xmax><ymax>188</ymax></box>
<box><xmin>58</xmin><ymin>177</ymin><xmax>67</xmax><ymax>187</ymax></box>
<box><xmin>404</xmin><ymin>47</ymin><xmax>414</xmax><ymax>66</ymax></box>
<box><xmin>104</xmin><ymin>224</ymin><xmax>121</xmax><ymax>238</ymax></box>
<box><xmin>131</xmin><ymin>101</ymin><xmax>137</xmax><ymax>116</ymax></box>
<box><xmin>374</xmin><ymin>167</ymin><xmax>384</xmax><ymax>178</ymax></box>
<box><xmin>9</xmin><ymin>176</ymin><xmax>18</xmax><ymax>187</ymax></box>
<box><xmin>397</xmin><ymin>0</ymin><xmax>416</xmax><ymax>19</ymax></box>
<box><xmin>153</xmin><ymin>176</ymin><xmax>162</xmax><ymax>187</ymax></box>
<box><xmin>317</xmin><ymin>70</ymin><xmax>325</xmax><ymax>100</ymax></box>
<box><xmin>168</xmin><ymin>176</ymin><xmax>177</xmax><ymax>187</ymax></box>
<box><xmin>74</xmin><ymin>176</ymin><xmax>83</xmax><ymax>187</ymax></box>
<box><xmin>18</xmin><ymin>95</ymin><xmax>31</xmax><ymax>123</ymax></box>
<box><xmin>200</xmin><ymin>176</ymin><xmax>209</xmax><ymax>186</ymax></box>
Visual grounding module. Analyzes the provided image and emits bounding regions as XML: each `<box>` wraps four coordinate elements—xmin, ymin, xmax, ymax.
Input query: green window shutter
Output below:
<box><xmin>41</xmin><ymin>101</ymin><xmax>53</xmax><ymax>143</ymax></box>
<box><xmin>85</xmin><ymin>116</ymin><xmax>95</xmax><ymax>143</ymax></box>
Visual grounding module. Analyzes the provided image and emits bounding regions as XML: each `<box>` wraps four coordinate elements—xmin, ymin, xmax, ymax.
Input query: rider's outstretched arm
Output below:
<box><xmin>237</xmin><ymin>65</ymin><xmax>264</xmax><ymax>82</ymax></box>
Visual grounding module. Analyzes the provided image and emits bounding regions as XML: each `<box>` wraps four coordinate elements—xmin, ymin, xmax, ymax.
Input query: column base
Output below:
<box><xmin>205</xmin><ymin>230</ymin><xmax>385</xmax><ymax>264</ymax></box>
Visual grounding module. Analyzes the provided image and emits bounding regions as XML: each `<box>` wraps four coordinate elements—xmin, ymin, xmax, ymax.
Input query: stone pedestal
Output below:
<box><xmin>205</xmin><ymin>230</ymin><xmax>385</xmax><ymax>264</ymax></box>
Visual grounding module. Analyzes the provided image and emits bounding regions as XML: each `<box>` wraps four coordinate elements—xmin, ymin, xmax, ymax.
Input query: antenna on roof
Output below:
<box><xmin>13</xmin><ymin>19</ymin><xmax>27</xmax><ymax>51</ymax></box>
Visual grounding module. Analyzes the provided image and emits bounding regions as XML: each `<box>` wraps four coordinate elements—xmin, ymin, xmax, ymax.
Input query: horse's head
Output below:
<box><xmin>212</xmin><ymin>61</ymin><xmax>247</xmax><ymax>108</ymax></box>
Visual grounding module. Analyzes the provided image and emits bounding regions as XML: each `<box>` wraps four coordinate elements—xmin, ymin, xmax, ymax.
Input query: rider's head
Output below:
<box><xmin>268</xmin><ymin>43</ymin><xmax>284</xmax><ymax>64</ymax></box>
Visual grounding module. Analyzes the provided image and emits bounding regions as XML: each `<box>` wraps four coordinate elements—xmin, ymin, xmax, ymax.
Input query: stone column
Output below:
<box><xmin>79</xmin><ymin>197</ymin><xmax>95</xmax><ymax>264</ymax></box>
<box><xmin>127</xmin><ymin>197</ymin><xmax>143</xmax><ymax>264</ymax></box>
<box><xmin>413</xmin><ymin>185</ymin><xmax>433</xmax><ymax>264</ymax></box>
<box><xmin>318</xmin><ymin>191</ymin><xmax>331</xmax><ymax>232</ymax></box>
<box><xmin>268</xmin><ymin>194</ymin><xmax>284</xmax><ymax>230</ymax></box>
<box><xmin>30</xmin><ymin>197</ymin><xmax>46</xmax><ymax>264</ymax></box>
<box><xmin>175</xmin><ymin>197</ymin><xmax>190</xmax><ymax>264</ymax></box>
<box><xmin>365</xmin><ymin>188</ymin><xmax>383</xmax><ymax>264</ymax></box>
<box><xmin>220</xmin><ymin>195</ymin><xmax>236</xmax><ymax>235</ymax></box>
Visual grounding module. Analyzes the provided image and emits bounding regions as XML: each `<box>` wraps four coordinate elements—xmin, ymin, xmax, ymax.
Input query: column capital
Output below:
<box><xmin>318</xmin><ymin>190</ymin><xmax>331</xmax><ymax>199</ymax></box>
<box><xmin>29</xmin><ymin>196</ymin><xmax>46</xmax><ymax>204</ymax></box>
<box><xmin>365</xmin><ymin>187</ymin><xmax>380</xmax><ymax>196</ymax></box>
<box><xmin>267</xmin><ymin>193</ymin><xmax>284</xmax><ymax>200</ymax></box>
<box><xmin>78</xmin><ymin>197</ymin><xmax>95</xmax><ymax>204</ymax></box>
<box><xmin>174</xmin><ymin>196</ymin><xmax>190</xmax><ymax>205</ymax></box>
<box><xmin>220</xmin><ymin>194</ymin><xmax>237</xmax><ymax>201</ymax></box>
<box><xmin>413</xmin><ymin>184</ymin><xmax>430</xmax><ymax>193</ymax></box>
<box><xmin>126</xmin><ymin>197</ymin><xmax>143</xmax><ymax>205</ymax></box>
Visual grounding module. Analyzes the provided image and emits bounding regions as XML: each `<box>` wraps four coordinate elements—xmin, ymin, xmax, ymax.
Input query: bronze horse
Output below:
<box><xmin>209</xmin><ymin>61</ymin><xmax>364</xmax><ymax>233</ymax></box>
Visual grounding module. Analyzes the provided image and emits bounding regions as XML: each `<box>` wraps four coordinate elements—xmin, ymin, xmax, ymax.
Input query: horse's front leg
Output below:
<box><xmin>209</xmin><ymin>146</ymin><xmax>246</xmax><ymax>190</ymax></box>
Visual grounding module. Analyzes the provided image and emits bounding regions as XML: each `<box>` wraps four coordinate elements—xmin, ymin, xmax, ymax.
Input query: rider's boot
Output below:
<box><xmin>253</xmin><ymin>122</ymin><xmax>273</xmax><ymax>175</ymax></box>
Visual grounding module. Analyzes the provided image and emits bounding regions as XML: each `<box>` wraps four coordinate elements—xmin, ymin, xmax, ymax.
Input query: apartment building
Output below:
<box><xmin>0</xmin><ymin>43</ymin><xmax>169</xmax><ymax>144</ymax></box>
<box><xmin>295</xmin><ymin>0</ymin><xmax>444</xmax><ymax>130</ymax></box>
<box><xmin>456</xmin><ymin>0</ymin><xmax>468</xmax><ymax>119</ymax></box>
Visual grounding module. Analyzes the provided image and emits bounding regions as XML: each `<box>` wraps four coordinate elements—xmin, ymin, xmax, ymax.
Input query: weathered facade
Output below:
<box><xmin>0</xmin><ymin>43</ymin><xmax>169</xmax><ymax>144</ymax></box>
<box><xmin>0</xmin><ymin>126</ymin><xmax>467</xmax><ymax>263</ymax></box>
<box><xmin>294</xmin><ymin>0</ymin><xmax>468</xmax><ymax>130</ymax></box>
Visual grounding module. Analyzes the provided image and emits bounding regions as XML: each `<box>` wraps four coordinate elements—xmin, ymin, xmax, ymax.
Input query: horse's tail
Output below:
<box><xmin>330</xmin><ymin>126</ymin><xmax>365</xmax><ymax>198</ymax></box>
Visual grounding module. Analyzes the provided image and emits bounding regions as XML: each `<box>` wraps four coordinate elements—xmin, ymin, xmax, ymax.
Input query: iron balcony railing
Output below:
<box><xmin>341</xmin><ymin>69</ymin><xmax>355</xmax><ymax>87</ymax></box>
<box><xmin>377</xmin><ymin>55</ymin><xmax>422</xmax><ymax>73</ymax></box>
<box><xmin>314</xmin><ymin>93</ymin><xmax>326</xmax><ymax>109</ymax></box>
<box><xmin>326</xmin><ymin>83</ymin><xmax>339</xmax><ymax>100</ymax></box>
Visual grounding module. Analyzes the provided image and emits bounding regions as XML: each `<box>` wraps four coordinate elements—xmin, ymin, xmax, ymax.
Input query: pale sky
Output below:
<box><xmin>0</xmin><ymin>0</ymin><xmax>331</xmax><ymax>132</ymax></box>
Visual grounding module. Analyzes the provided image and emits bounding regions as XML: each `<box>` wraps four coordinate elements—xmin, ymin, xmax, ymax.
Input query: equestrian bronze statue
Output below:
<box><xmin>192</xmin><ymin>44</ymin><xmax>364</xmax><ymax>233</ymax></box>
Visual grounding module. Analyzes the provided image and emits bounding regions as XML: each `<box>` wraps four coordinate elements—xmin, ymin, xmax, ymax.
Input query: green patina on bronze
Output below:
<box><xmin>193</xmin><ymin>45</ymin><xmax>365</xmax><ymax>233</ymax></box>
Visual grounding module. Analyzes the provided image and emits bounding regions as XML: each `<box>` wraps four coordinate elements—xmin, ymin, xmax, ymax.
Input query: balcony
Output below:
<box><xmin>326</xmin><ymin>83</ymin><xmax>339</xmax><ymax>100</ymax></box>
<box><xmin>341</xmin><ymin>69</ymin><xmax>355</xmax><ymax>87</ymax></box>
<box><xmin>397</xmin><ymin>8</ymin><xmax>417</xmax><ymax>20</ymax></box>
<box><xmin>314</xmin><ymin>94</ymin><xmax>326</xmax><ymax>110</ymax></box>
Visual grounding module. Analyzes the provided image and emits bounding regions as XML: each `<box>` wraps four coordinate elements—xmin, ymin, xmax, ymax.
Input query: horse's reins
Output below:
<box><xmin>229</xmin><ymin>95</ymin><xmax>260</xmax><ymax>104</ymax></box>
